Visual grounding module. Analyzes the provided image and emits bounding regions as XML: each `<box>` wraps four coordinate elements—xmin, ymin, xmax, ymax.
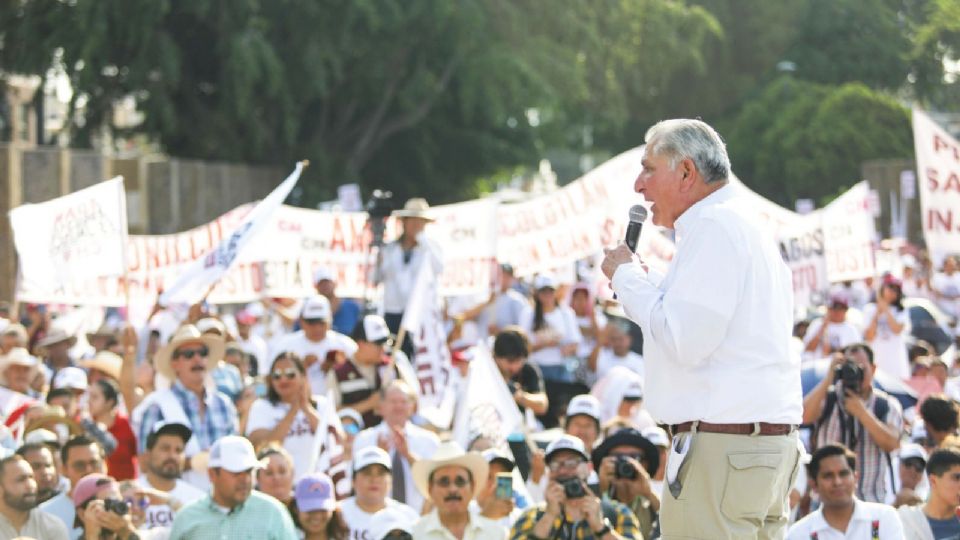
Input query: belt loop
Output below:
<box><xmin>751</xmin><ymin>422</ymin><xmax>761</xmax><ymax>437</ymax></box>
<box><xmin>691</xmin><ymin>421</ymin><xmax>699</xmax><ymax>434</ymax></box>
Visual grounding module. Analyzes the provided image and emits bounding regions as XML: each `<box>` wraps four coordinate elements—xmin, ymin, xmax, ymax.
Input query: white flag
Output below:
<box><xmin>400</xmin><ymin>260</ymin><xmax>456</xmax><ymax>428</ymax></box>
<box><xmin>160</xmin><ymin>162</ymin><xmax>304</xmax><ymax>306</ymax></box>
<box><xmin>452</xmin><ymin>344</ymin><xmax>523</xmax><ymax>449</ymax></box>
<box><xmin>9</xmin><ymin>177</ymin><xmax>128</xmax><ymax>294</ymax></box>
<box><xmin>913</xmin><ymin>109</ymin><xmax>960</xmax><ymax>263</ymax></box>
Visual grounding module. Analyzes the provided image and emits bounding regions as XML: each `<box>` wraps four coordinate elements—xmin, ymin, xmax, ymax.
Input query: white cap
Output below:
<box><xmin>353</xmin><ymin>446</ymin><xmax>392</xmax><ymax>472</ymax></box>
<box><xmin>900</xmin><ymin>442</ymin><xmax>928</xmax><ymax>463</ymax></box>
<box><xmin>208</xmin><ymin>436</ymin><xmax>264</xmax><ymax>473</ymax></box>
<box><xmin>566</xmin><ymin>395</ymin><xmax>601</xmax><ymax>423</ymax></box>
<box><xmin>301</xmin><ymin>296</ymin><xmax>332</xmax><ymax>321</ymax></box>
<box><xmin>622</xmin><ymin>380</ymin><xmax>643</xmax><ymax>400</ymax></box>
<box><xmin>902</xmin><ymin>254</ymin><xmax>917</xmax><ymax>268</ymax></box>
<box><xmin>52</xmin><ymin>366</ymin><xmax>88</xmax><ymax>391</ymax></box>
<box><xmin>338</xmin><ymin>408</ymin><xmax>364</xmax><ymax>430</ymax></box>
<box><xmin>533</xmin><ymin>274</ymin><xmax>558</xmax><ymax>291</ymax></box>
<box><xmin>369</xmin><ymin>506</ymin><xmax>414</xmax><ymax>539</ymax></box>
<box><xmin>545</xmin><ymin>434</ymin><xmax>589</xmax><ymax>462</ymax></box>
<box><xmin>24</xmin><ymin>429</ymin><xmax>59</xmax><ymax>446</ymax></box>
<box><xmin>312</xmin><ymin>267</ymin><xmax>336</xmax><ymax>284</ymax></box>
<box><xmin>196</xmin><ymin>318</ymin><xmax>226</xmax><ymax>336</ymax></box>
<box><xmin>354</xmin><ymin>315</ymin><xmax>391</xmax><ymax>343</ymax></box>
<box><xmin>642</xmin><ymin>426</ymin><xmax>670</xmax><ymax>448</ymax></box>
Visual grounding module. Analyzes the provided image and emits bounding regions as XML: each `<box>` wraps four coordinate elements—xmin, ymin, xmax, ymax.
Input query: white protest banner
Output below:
<box><xmin>160</xmin><ymin>162</ymin><xmax>304</xmax><ymax>305</ymax></box>
<box><xmin>399</xmin><ymin>261</ymin><xmax>456</xmax><ymax>429</ymax></box>
<box><xmin>822</xmin><ymin>181</ymin><xmax>877</xmax><ymax>282</ymax></box>
<box><xmin>777</xmin><ymin>219</ymin><xmax>828</xmax><ymax>312</ymax></box>
<box><xmin>10</xmin><ymin>177</ymin><xmax>128</xmax><ymax>294</ymax></box>
<box><xmin>427</xmin><ymin>198</ymin><xmax>499</xmax><ymax>295</ymax></box>
<box><xmin>913</xmin><ymin>109</ymin><xmax>960</xmax><ymax>263</ymax></box>
<box><xmin>452</xmin><ymin>344</ymin><xmax>523</xmax><ymax>449</ymax></box>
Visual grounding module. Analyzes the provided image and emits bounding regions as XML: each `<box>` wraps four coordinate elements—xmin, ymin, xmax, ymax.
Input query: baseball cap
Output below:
<box><xmin>566</xmin><ymin>395</ymin><xmax>601</xmax><ymax>423</ymax></box>
<box><xmin>642</xmin><ymin>426</ymin><xmax>670</xmax><ymax>448</ymax></box>
<box><xmin>353</xmin><ymin>446</ymin><xmax>392</xmax><ymax>473</ymax></box>
<box><xmin>72</xmin><ymin>473</ymin><xmax>118</xmax><ymax>507</ymax></box>
<box><xmin>622</xmin><ymin>381</ymin><xmax>644</xmax><ymax>401</ymax></box>
<box><xmin>533</xmin><ymin>274</ymin><xmax>558</xmax><ymax>291</ymax></box>
<box><xmin>301</xmin><ymin>296</ymin><xmax>332</xmax><ymax>322</ymax></box>
<box><xmin>196</xmin><ymin>318</ymin><xmax>226</xmax><ymax>336</ymax></box>
<box><xmin>369</xmin><ymin>506</ymin><xmax>415</xmax><ymax>539</ymax></box>
<box><xmin>208</xmin><ymin>436</ymin><xmax>264</xmax><ymax>473</ymax></box>
<box><xmin>24</xmin><ymin>429</ymin><xmax>59</xmax><ymax>447</ymax></box>
<box><xmin>338</xmin><ymin>408</ymin><xmax>364</xmax><ymax>430</ymax></box>
<box><xmin>351</xmin><ymin>315</ymin><xmax>393</xmax><ymax>345</ymax></box>
<box><xmin>828</xmin><ymin>295</ymin><xmax>849</xmax><ymax>309</ymax></box>
<box><xmin>481</xmin><ymin>448</ymin><xmax>516</xmax><ymax>471</ymax></box>
<box><xmin>235</xmin><ymin>310</ymin><xmax>256</xmax><ymax>326</ymax></box>
<box><xmin>294</xmin><ymin>473</ymin><xmax>336</xmax><ymax>512</ymax></box>
<box><xmin>146</xmin><ymin>420</ymin><xmax>192</xmax><ymax>449</ymax></box>
<box><xmin>900</xmin><ymin>442</ymin><xmax>928</xmax><ymax>463</ymax></box>
<box><xmin>53</xmin><ymin>367</ymin><xmax>88</xmax><ymax>391</ymax></box>
<box><xmin>312</xmin><ymin>267</ymin><xmax>336</xmax><ymax>284</ymax></box>
<box><xmin>545</xmin><ymin>434</ymin><xmax>589</xmax><ymax>463</ymax></box>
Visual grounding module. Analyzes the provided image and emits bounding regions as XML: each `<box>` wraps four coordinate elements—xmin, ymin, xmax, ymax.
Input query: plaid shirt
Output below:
<box><xmin>814</xmin><ymin>386</ymin><xmax>903</xmax><ymax>503</ymax></box>
<box><xmin>137</xmin><ymin>380</ymin><xmax>238</xmax><ymax>453</ymax></box>
<box><xmin>211</xmin><ymin>363</ymin><xmax>244</xmax><ymax>401</ymax></box>
<box><xmin>509</xmin><ymin>501</ymin><xmax>640</xmax><ymax>540</ymax></box>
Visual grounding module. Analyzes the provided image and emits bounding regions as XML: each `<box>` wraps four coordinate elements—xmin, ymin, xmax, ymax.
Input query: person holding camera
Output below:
<box><xmin>510</xmin><ymin>435</ymin><xmax>639</xmax><ymax>540</ymax></box>
<box><xmin>493</xmin><ymin>328</ymin><xmax>548</xmax><ymax>419</ymax></box>
<box><xmin>592</xmin><ymin>428</ymin><xmax>660</xmax><ymax>539</ymax></box>
<box><xmin>803</xmin><ymin>343</ymin><xmax>903</xmax><ymax>503</ymax></box>
<box><xmin>72</xmin><ymin>473</ymin><xmax>139</xmax><ymax>540</ymax></box>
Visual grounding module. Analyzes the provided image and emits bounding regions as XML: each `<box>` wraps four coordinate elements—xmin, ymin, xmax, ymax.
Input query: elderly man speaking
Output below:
<box><xmin>601</xmin><ymin>119</ymin><xmax>802</xmax><ymax>539</ymax></box>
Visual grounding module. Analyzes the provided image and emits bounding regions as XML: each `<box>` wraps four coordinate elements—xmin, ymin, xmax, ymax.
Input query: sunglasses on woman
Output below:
<box><xmin>271</xmin><ymin>368</ymin><xmax>299</xmax><ymax>380</ymax></box>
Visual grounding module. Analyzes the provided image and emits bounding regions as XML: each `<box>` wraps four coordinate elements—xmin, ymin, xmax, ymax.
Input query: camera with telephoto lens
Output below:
<box><xmin>834</xmin><ymin>358</ymin><xmax>864</xmax><ymax>392</ymax></box>
<box><xmin>560</xmin><ymin>477</ymin><xmax>587</xmax><ymax>499</ymax></box>
<box><xmin>615</xmin><ymin>456</ymin><xmax>638</xmax><ymax>480</ymax></box>
<box><xmin>365</xmin><ymin>189</ymin><xmax>395</xmax><ymax>247</ymax></box>
<box><xmin>103</xmin><ymin>498</ymin><xmax>129</xmax><ymax>516</ymax></box>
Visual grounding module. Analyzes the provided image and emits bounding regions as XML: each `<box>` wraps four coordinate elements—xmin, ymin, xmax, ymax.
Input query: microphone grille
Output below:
<box><xmin>629</xmin><ymin>205</ymin><xmax>648</xmax><ymax>223</ymax></box>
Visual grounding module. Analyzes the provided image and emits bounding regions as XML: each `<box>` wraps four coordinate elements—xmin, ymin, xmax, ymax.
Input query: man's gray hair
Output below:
<box><xmin>644</xmin><ymin>119</ymin><xmax>731</xmax><ymax>184</ymax></box>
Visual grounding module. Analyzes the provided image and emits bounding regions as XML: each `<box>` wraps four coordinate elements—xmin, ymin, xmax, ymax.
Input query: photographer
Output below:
<box><xmin>492</xmin><ymin>328</ymin><xmax>548</xmax><ymax>418</ymax></box>
<box><xmin>510</xmin><ymin>435</ymin><xmax>639</xmax><ymax>540</ymax></box>
<box><xmin>802</xmin><ymin>343</ymin><xmax>903</xmax><ymax>503</ymax></box>
<box><xmin>72</xmin><ymin>473</ymin><xmax>139</xmax><ymax>540</ymax></box>
<box><xmin>593</xmin><ymin>429</ymin><xmax>660</xmax><ymax>539</ymax></box>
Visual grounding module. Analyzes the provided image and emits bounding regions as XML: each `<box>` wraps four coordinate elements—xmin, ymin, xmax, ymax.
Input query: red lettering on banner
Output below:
<box><xmin>792</xmin><ymin>265</ymin><xmax>817</xmax><ymax>292</ymax></box>
<box><xmin>933</xmin><ymin>134</ymin><xmax>960</xmax><ymax>162</ymax></box>
<box><xmin>927</xmin><ymin>209</ymin><xmax>957</xmax><ymax>233</ymax></box>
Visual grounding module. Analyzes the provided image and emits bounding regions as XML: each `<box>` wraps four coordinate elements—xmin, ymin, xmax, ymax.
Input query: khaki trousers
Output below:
<box><xmin>660</xmin><ymin>428</ymin><xmax>801</xmax><ymax>540</ymax></box>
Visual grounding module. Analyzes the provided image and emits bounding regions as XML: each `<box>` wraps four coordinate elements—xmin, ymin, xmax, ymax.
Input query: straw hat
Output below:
<box><xmin>85</xmin><ymin>323</ymin><xmax>119</xmax><ymax>344</ymax></box>
<box><xmin>36</xmin><ymin>326</ymin><xmax>77</xmax><ymax>349</ymax></box>
<box><xmin>79</xmin><ymin>351</ymin><xmax>123</xmax><ymax>382</ymax></box>
<box><xmin>411</xmin><ymin>441</ymin><xmax>488</xmax><ymax>499</ymax></box>
<box><xmin>0</xmin><ymin>347</ymin><xmax>38</xmax><ymax>386</ymax></box>
<box><xmin>391</xmin><ymin>198</ymin><xmax>435</xmax><ymax>221</ymax></box>
<box><xmin>24</xmin><ymin>405</ymin><xmax>82</xmax><ymax>440</ymax></box>
<box><xmin>154</xmin><ymin>325</ymin><xmax>225</xmax><ymax>381</ymax></box>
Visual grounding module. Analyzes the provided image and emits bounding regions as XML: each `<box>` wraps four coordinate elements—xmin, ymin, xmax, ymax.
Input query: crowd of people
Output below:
<box><xmin>0</xmin><ymin>137</ymin><xmax>960</xmax><ymax>539</ymax></box>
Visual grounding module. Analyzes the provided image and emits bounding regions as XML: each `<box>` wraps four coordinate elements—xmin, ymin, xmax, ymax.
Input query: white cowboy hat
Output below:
<box><xmin>79</xmin><ymin>351</ymin><xmax>123</xmax><ymax>382</ymax></box>
<box><xmin>0</xmin><ymin>347</ymin><xmax>38</xmax><ymax>386</ymax></box>
<box><xmin>36</xmin><ymin>326</ymin><xmax>77</xmax><ymax>349</ymax></box>
<box><xmin>391</xmin><ymin>198</ymin><xmax>435</xmax><ymax>221</ymax></box>
<box><xmin>411</xmin><ymin>441</ymin><xmax>488</xmax><ymax>499</ymax></box>
<box><xmin>154</xmin><ymin>325</ymin><xmax>225</xmax><ymax>381</ymax></box>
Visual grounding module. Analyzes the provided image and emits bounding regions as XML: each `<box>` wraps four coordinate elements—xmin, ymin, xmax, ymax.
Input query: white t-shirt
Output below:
<box><xmin>786</xmin><ymin>499</ymin><xmax>904</xmax><ymax>539</ymax></box>
<box><xmin>802</xmin><ymin>318</ymin><xmax>863</xmax><ymax>355</ymax></box>
<box><xmin>575</xmin><ymin>312</ymin><xmax>607</xmax><ymax>359</ymax></box>
<box><xmin>136</xmin><ymin>476</ymin><xmax>205</xmax><ymax>531</ymax></box>
<box><xmin>932</xmin><ymin>271</ymin><xmax>960</xmax><ymax>318</ymax></box>
<box><xmin>861</xmin><ymin>303</ymin><xmax>911</xmax><ymax>380</ymax></box>
<box><xmin>340</xmin><ymin>497</ymin><xmax>418</xmax><ymax>540</ymax></box>
<box><xmin>270</xmin><ymin>330</ymin><xmax>358</xmax><ymax>395</ymax></box>
<box><xmin>352</xmin><ymin>422</ymin><xmax>441</xmax><ymax>513</ymax></box>
<box><xmin>245</xmin><ymin>395</ymin><xmax>342</xmax><ymax>480</ymax></box>
<box><xmin>596</xmin><ymin>348</ymin><xmax>644</xmax><ymax>380</ymax></box>
<box><xmin>521</xmin><ymin>306</ymin><xmax>582</xmax><ymax>367</ymax></box>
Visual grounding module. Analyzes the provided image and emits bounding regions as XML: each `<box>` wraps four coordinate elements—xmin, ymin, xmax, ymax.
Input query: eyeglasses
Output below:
<box><xmin>302</xmin><ymin>318</ymin><xmax>327</xmax><ymax>326</ymax></box>
<box><xmin>432</xmin><ymin>475</ymin><xmax>470</xmax><ymax>488</ymax></box>
<box><xmin>548</xmin><ymin>458</ymin><xmax>585</xmax><ymax>471</ymax></box>
<box><xmin>175</xmin><ymin>347</ymin><xmax>209</xmax><ymax>360</ymax></box>
<box><xmin>271</xmin><ymin>368</ymin><xmax>299</xmax><ymax>380</ymax></box>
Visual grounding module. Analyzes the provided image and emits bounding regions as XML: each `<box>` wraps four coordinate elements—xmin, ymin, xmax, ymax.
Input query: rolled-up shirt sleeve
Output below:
<box><xmin>612</xmin><ymin>220</ymin><xmax>743</xmax><ymax>368</ymax></box>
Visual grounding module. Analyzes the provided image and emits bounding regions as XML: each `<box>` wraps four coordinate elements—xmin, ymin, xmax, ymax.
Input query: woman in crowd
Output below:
<box><xmin>863</xmin><ymin>275</ymin><xmax>910</xmax><ymax>380</ymax></box>
<box><xmin>246</xmin><ymin>352</ymin><xmax>337</xmax><ymax>480</ymax></box>
<box><xmin>73</xmin><ymin>473</ymin><xmax>141</xmax><ymax>540</ymax></box>
<box><xmin>256</xmin><ymin>444</ymin><xmax>295</xmax><ymax>507</ymax></box>
<box><xmin>292</xmin><ymin>473</ymin><xmax>348</xmax><ymax>540</ymax></box>
<box><xmin>522</xmin><ymin>275</ymin><xmax>582</xmax><ymax>383</ymax></box>
<box><xmin>86</xmin><ymin>378</ymin><xmax>138</xmax><ymax>480</ymax></box>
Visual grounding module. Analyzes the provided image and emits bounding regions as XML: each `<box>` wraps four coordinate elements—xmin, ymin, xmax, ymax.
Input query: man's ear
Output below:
<box><xmin>678</xmin><ymin>159</ymin><xmax>697</xmax><ymax>191</ymax></box>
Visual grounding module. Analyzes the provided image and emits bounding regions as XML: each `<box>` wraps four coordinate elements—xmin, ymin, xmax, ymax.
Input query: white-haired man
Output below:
<box><xmin>601</xmin><ymin>119</ymin><xmax>801</xmax><ymax>537</ymax></box>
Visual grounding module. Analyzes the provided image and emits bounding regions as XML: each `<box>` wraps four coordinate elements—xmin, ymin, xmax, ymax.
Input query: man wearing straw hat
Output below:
<box><xmin>411</xmin><ymin>440</ymin><xmax>504</xmax><ymax>539</ymax></box>
<box><xmin>133</xmin><ymin>325</ymin><xmax>237</xmax><ymax>490</ymax></box>
<box><xmin>36</xmin><ymin>325</ymin><xmax>78</xmax><ymax>385</ymax></box>
<box><xmin>375</xmin><ymin>197</ymin><xmax>443</xmax><ymax>355</ymax></box>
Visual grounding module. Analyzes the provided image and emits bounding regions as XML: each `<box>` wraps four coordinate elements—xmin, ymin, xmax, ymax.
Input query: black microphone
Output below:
<box><xmin>624</xmin><ymin>205</ymin><xmax>648</xmax><ymax>253</ymax></box>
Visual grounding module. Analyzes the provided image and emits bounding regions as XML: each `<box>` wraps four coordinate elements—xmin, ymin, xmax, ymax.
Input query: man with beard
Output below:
<box><xmin>15</xmin><ymin>443</ymin><xmax>60</xmax><ymax>504</ymax></box>
<box><xmin>169</xmin><ymin>436</ymin><xmax>297</xmax><ymax>540</ymax></box>
<box><xmin>135</xmin><ymin>421</ymin><xmax>204</xmax><ymax>531</ymax></box>
<box><xmin>0</xmin><ymin>454</ymin><xmax>68</xmax><ymax>538</ymax></box>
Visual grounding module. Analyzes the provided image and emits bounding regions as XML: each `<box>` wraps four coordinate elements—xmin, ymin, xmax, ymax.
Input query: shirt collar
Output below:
<box><xmin>810</xmin><ymin>499</ymin><xmax>870</xmax><ymax>532</ymax></box>
<box><xmin>674</xmin><ymin>182</ymin><xmax>735</xmax><ymax>236</ymax></box>
<box><xmin>172</xmin><ymin>379</ymin><xmax>209</xmax><ymax>402</ymax></box>
<box><xmin>423</xmin><ymin>508</ymin><xmax>480</xmax><ymax>534</ymax></box>
<box><xmin>206</xmin><ymin>494</ymin><xmax>246</xmax><ymax>515</ymax></box>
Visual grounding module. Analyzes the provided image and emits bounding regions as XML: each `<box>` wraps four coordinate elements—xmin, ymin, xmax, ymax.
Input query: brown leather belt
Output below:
<box><xmin>671</xmin><ymin>421</ymin><xmax>796</xmax><ymax>436</ymax></box>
